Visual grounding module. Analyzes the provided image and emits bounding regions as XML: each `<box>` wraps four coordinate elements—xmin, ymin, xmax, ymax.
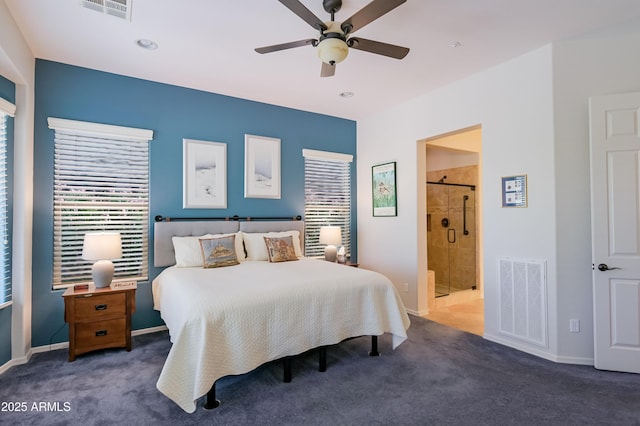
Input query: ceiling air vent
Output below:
<box><xmin>81</xmin><ymin>0</ymin><xmax>131</xmax><ymax>21</ymax></box>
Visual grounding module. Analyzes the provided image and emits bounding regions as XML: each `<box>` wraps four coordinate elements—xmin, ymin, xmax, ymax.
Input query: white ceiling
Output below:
<box><xmin>5</xmin><ymin>0</ymin><xmax>640</xmax><ymax>120</ymax></box>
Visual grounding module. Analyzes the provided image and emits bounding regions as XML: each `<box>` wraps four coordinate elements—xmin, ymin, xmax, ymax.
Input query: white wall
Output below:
<box><xmin>425</xmin><ymin>149</ymin><xmax>478</xmax><ymax>171</ymax></box>
<box><xmin>357</xmin><ymin>45</ymin><xmax>560</xmax><ymax>359</ymax></box>
<box><xmin>0</xmin><ymin>0</ymin><xmax>35</xmax><ymax>362</ymax></box>
<box><xmin>552</xmin><ymin>19</ymin><xmax>640</xmax><ymax>363</ymax></box>
<box><xmin>358</xmin><ymin>18</ymin><xmax>640</xmax><ymax>363</ymax></box>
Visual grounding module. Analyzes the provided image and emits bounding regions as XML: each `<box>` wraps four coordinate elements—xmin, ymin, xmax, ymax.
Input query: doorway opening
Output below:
<box><xmin>418</xmin><ymin>126</ymin><xmax>484</xmax><ymax>335</ymax></box>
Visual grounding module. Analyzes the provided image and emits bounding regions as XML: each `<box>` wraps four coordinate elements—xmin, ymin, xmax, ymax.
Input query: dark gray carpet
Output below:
<box><xmin>1</xmin><ymin>315</ymin><xmax>639</xmax><ymax>425</ymax></box>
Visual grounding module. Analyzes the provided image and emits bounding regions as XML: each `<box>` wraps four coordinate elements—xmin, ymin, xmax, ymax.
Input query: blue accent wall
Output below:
<box><xmin>0</xmin><ymin>71</ymin><xmax>15</xmax><ymax>365</ymax></box>
<box><xmin>0</xmin><ymin>308</ymin><xmax>9</xmax><ymax>365</ymax></box>
<box><xmin>32</xmin><ymin>59</ymin><xmax>357</xmax><ymax>346</ymax></box>
<box><xmin>0</xmin><ymin>73</ymin><xmax>15</xmax><ymax>102</ymax></box>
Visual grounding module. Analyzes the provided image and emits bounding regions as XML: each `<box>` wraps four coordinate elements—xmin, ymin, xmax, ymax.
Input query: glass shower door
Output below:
<box><xmin>427</xmin><ymin>183</ymin><xmax>476</xmax><ymax>296</ymax></box>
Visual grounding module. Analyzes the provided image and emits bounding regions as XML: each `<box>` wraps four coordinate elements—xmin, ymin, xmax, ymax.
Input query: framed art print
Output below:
<box><xmin>372</xmin><ymin>161</ymin><xmax>397</xmax><ymax>217</ymax></box>
<box><xmin>244</xmin><ymin>134</ymin><xmax>281</xmax><ymax>199</ymax></box>
<box><xmin>183</xmin><ymin>139</ymin><xmax>227</xmax><ymax>209</ymax></box>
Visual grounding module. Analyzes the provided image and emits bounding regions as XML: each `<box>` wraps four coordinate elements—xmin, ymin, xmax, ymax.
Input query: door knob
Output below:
<box><xmin>597</xmin><ymin>263</ymin><xmax>621</xmax><ymax>271</ymax></box>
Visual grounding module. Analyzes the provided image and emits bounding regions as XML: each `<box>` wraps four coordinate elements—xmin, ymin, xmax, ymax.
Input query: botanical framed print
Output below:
<box><xmin>183</xmin><ymin>138</ymin><xmax>227</xmax><ymax>209</ymax></box>
<box><xmin>372</xmin><ymin>161</ymin><xmax>397</xmax><ymax>217</ymax></box>
<box><xmin>244</xmin><ymin>134</ymin><xmax>281</xmax><ymax>199</ymax></box>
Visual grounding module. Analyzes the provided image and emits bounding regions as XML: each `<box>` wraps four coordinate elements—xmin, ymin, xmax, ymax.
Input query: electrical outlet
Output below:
<box><xmin>570</xmin><ymin>319</ymin><xmax>580</xmax><ymax>333</ymax></box>
<box><xmin>403</xmin><ymin>282</ymin><xmax>409</xmax><ymax>292</ymax></box>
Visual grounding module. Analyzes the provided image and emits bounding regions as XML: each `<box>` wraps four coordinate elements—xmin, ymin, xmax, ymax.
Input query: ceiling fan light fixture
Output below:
<box><xmin>317</xmin><ymin>37</ymin><xmax>349</xmax><ymax>65</ymax></box>
<box><xmin>255</xmin><ymin>0</ymin><xmax>409</xmax><ymax>77</ymax></box>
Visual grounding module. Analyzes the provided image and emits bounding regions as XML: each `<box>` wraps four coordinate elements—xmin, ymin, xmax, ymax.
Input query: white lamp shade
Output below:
<box><xmin>82</xmin><ymin>232</ymin><xmax>122</xmax><ymax>261</ymax></box>
<box><xmin>317</xmin><ymin>37</ymin><xmax>349</xmax><ymax>64</ymax></box>
<box><xmin>319</xmin><ymin>226</ymin><xmax>342</xmax><ymax>245</ymax></box>
<box><xmin>320</xmin><ymin>226</ymin><xmax>341</xmax><ymax>263</ymax></box>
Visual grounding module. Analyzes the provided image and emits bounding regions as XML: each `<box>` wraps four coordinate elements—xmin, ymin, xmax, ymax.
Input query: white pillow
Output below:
<box><xmin>242</xmin><ymin>231</ymin><xmax>302</xmax><ymax>261</ymax></box>
<box><xmin>173</xmin><ymin>232</ymin><xmax>245</xmax><ymax>267</ymax></box>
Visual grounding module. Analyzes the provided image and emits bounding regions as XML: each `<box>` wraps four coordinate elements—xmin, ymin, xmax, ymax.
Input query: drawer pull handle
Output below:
<box><xmin>95</xmin><ymin>304</ymin><xmax>107</xmax><ymax>311</ymax></box>
<box><xmin>95</xmin><ymin>330</ymin><xmax>108</xmax><ymax>337</ymax></box>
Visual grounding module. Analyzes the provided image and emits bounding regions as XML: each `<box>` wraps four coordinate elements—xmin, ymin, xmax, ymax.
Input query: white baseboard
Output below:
<box><xmin>554</xmin><ymin>354</ymin><xmax>594</xmax><ymax>366</ymax></box>
<box><xmin>132</xmin><ymin>325</ymin><xmax>168</xmax><ymax>336</ymax></box>
<box><xmin>484</xmin><ymin>332</ymin><xmax>594</xmax><ymax>366</ymax></box>
<box><xmin>1</xmin><ymin>325</ymin><xmax>169</xmax><ymax>375</ymax></box>
<box><xmin>30</xmin><ymin>325</ymin><xmax>168</xmax><ymax>354</ymax></box>
<box><xmin>32</xmin><ymin>341</ymin><xmax>68</xmax><ymax>354</ymax></box>
<box><xmin>0</xmin><ymin>350</ymin><xmax>32</xmax><ymax>375</ymax></box>
<box><xmin>406</xmin><ymin>307</ymin><xmax>429</xmax><ymax>317</ymax></box>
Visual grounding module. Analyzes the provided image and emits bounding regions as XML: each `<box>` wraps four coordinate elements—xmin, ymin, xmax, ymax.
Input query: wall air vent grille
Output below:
<box><xmin>497</xmin><ymin>257</ymin><xmax>548</xmax><ymax>347</ymax></box>
<box><xmin>81</xmin><ymin>0</ymin><xmax>131</xmax><ymax>21</ymax></box>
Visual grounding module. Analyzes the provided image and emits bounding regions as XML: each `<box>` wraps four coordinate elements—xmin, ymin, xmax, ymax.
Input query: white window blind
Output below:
<box><xmin>303</xmin><ymin>149</ymin><xmax>353</xmax><ymax>258</ymax></box>
<box><xmin>0</xmin><ymin>106</ymin><xmax>12</xmax><ymax>307</ymax></box>
<box><xmin>48</xmin><ymin>118</ymin><xmax>153</xmax><ymax>289</ymax></box>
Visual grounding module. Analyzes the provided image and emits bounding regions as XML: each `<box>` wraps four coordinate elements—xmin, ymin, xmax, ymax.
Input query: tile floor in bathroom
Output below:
<box><xmin>423</xmin><ymin>297</ymin><xmax>484</xmax><ymax>336</ymax></box>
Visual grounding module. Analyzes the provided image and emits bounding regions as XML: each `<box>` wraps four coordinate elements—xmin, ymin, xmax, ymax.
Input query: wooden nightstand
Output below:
<box><xmin>62</xmin><ymin>285</ymin><xmax>136</xmax><ymax>361</ymax></box>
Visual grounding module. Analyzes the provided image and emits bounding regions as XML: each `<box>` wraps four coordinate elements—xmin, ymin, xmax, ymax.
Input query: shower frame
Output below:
<box><xmin>426</xmin><ymin>181</ymin><xmax>477</xmax><ymax>297</ymax></box>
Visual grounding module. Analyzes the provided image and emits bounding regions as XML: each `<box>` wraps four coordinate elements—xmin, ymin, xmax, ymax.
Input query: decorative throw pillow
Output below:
<box><xmin>199</xmin><ymin>235</ymin><xmax>240</xmax><ymax>268</ymax></box>
<box><xmin>263</xmin><ymin>236</ymin><xmax>298</xmax><ymax>263</ymax></box>
<box><xmin>242</xmin><ymin>231</ymin><xmax>303</xmax><ymax>260</ymax></box>
<box><xmin>173</xmin><ymin>232</ymin><xmax>245</xmax><ymax>267</ymax></box>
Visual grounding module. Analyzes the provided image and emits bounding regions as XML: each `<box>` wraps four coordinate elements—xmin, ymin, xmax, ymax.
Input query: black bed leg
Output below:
<box><xmin>369</xmin><ymin>335</ymin><xmax>380</xmax><ymax>357</ymax></box>
<box><xmin>203</xmin><ymin>381</ymin><xmax>220</xmax><ymax>410</ymax></box>
<box><xmin>319</xmin><ymin>347</ymin><xmax>327</xmax><ymax>372</ymax></box>
<box><xmin>283</xmin><ymin>357</ymin><xmax>292</xmax><ymax>383</ymax></box>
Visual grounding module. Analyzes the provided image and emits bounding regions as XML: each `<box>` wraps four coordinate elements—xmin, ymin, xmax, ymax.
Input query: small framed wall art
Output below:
<box><xmin>244</xmin><ymin>134</ymin><xmax>281</xmax><ymax>199</ymax></box>
<box><xmin>501</xmin><ymin>174</ymin><xmax>527</xmax><ymax>208</ymax></box>
<box><xmin>183</xmin><ymin>139</ymin><xmax>227</xmax><ymax>209</ymax></box>
<box><xmin>372</xmin><ymin>161</ymin><xmax>397</xmax><ymax>217</ymax></box>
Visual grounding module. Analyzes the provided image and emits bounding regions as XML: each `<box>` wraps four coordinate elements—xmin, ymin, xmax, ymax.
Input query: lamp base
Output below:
<box><xmin>324</xmin><ymin>245</ymin><xmax>338</xmax><ymax>262</ymax></box>
<box><xmin>92</xmin><ymin>260</ymin><xmax>115</xmax><ymax>288</ymax></box>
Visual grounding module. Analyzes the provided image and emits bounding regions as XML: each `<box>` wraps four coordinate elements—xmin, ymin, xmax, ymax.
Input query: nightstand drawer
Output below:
<box><xmin>75</xmin><ymin>318</ymin><xmax>126</xmax><ymax>350</ymax></box>
<box><xmin>74</xmin><ymin>293</ymin><xmax>126</xmax><ymax>321</ymax></box>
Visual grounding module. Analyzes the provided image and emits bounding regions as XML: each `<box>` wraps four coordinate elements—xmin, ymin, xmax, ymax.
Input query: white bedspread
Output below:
<box><xmin>152</xmin><ymin>259</ymin><xmax>410</xmax><ymax>413</ymax></box>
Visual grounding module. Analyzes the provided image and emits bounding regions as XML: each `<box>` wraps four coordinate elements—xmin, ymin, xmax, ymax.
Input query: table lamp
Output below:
<box><xmin>82</xmin><ymin>232</ymin><xmax>122</xmax><ymax>287</ymax></box>
<box><xmin>319</xmin><ymin>226</ymin><xmax>342</xmax><ymax>262</ymax></box>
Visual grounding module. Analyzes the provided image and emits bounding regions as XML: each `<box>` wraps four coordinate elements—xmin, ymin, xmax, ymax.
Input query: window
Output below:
<box><xmin>303</xmin><ymin>149</ymin><xmax>353</xmax><ymax>258</ymax></box>
<box><xmin>0</xmin><ymin>97</ymin><xmax>14</xmax><ymax>308</ymax></box>
<box><xmin>48</xmin><ymin>118</ymin><xmax>153</xmax><ymax>289</ymax></box>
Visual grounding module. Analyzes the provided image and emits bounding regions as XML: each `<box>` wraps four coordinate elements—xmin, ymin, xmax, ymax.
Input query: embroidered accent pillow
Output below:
<box><xmin>264</xmin><ymin>236</ymin><xmax>298</xmax><ymax>263</ymax></box>
<box><xmin>242</xmin><ymin>231</ymin><xmax>302</xmax><ymax>260</ymax></box>
<box><xmin>199</xmin><ymin>235</ymin><xmax>240</xmax><ymax>268</ymax></box>
<box><xmin>174</xmin><ymin>232</ymin><xmax>244</xmax><ymax>267</ymax></box>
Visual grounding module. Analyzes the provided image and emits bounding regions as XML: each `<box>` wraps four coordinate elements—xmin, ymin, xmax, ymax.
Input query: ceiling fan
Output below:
<box><xmin>255</xmin><ymin>0</ymin><xmax>410</xmax><ymax>77</ymax></box>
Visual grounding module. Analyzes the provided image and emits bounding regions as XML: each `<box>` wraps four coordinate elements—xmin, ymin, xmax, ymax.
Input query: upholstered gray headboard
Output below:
<box><xmin>153</xmin><ymin>220</ymin><xmax>305</xmax><ymax>267</ymax></box>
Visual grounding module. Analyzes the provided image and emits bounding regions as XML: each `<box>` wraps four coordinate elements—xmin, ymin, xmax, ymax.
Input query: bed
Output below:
<box><xmin>151</xmin><ymin>217</ymin><xmax>410</xmax><ymax>413</ymax></box>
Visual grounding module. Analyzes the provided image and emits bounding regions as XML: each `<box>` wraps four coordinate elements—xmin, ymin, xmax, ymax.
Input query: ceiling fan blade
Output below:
<box><xmin>278</xmin><ymin>0</ymin><xmax>327</xmax><ymax>31</ymax></box>
<box><xmin>321</xmin><ymin>61</ymin><xmax>336</xmax><ymax>77</ymax></box>
<box><xmin>348</xmin><ymin>37</ymin><xmax>409</xmax><ymax>59</ymax></box>
<box><xmin>341</xmin><ymin>0</ymin><xmax>406</xmax><ymax>34</ymax></box>
<box><xmin>255</xmin><ymin>39</ymin><xmax>317</xmax><ymax>54</ymax></box>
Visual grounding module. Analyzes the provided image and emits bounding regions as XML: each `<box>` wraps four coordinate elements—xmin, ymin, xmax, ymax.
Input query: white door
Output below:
<box><xmin>590</xmin><ymin>92</ymin><xmax>640</xmax><ymax>373</ymax></box>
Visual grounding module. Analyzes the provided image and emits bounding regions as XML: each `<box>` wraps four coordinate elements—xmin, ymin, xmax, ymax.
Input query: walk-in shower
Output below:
<box><xmin>426</xmin><ymin>181</ymin><xmax>477</xmax><ymax>297</ymax></box>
